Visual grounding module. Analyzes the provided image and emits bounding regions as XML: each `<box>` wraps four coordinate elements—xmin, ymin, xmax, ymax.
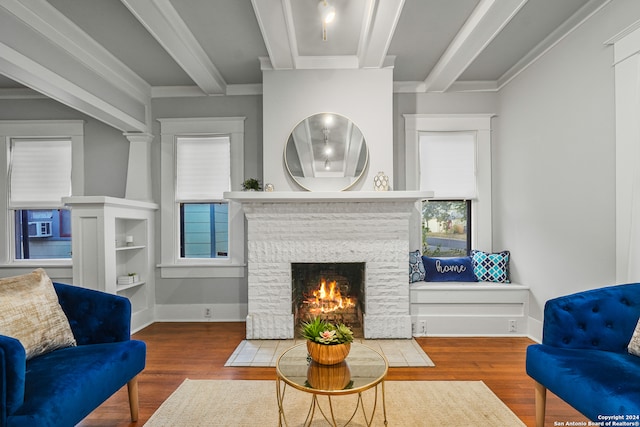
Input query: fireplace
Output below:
<box><xmin>292</xmin><ymin>262</ymin><xmax>365</xmax><ymax>337</ymax></box>
<box><xmin>225</xmin><ymin>191</ymin><xmax>430</xmax><ymax>339</ymax></box>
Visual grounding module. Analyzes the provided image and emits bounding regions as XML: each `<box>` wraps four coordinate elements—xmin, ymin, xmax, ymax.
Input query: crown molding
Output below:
<box><xmin>497</xmin><ymin>0</ymin><xmax>612</xmax><ymax>90</ymax></box>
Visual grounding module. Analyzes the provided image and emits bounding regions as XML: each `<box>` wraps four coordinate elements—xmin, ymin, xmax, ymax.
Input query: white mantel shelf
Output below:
<box><xmin>224</xmin><ymin>191</ymin><xmax>433</xmax><ymax>203</ymax></box>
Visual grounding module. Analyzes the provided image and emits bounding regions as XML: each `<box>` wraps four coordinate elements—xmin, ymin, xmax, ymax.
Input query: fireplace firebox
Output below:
<box><xmin>292</xmin><ymin>262</ymin><xmax>365</xmax><ymax>338</ymax></box>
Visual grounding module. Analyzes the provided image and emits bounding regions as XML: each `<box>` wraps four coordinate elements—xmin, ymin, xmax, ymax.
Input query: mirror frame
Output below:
<box><xmin>283</xmin><ymin>113</ymin><xmax>369</xmax><ymax>192</ymax></box>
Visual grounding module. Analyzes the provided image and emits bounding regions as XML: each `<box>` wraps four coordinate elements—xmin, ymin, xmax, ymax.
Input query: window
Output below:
<box><xmin>0</xmin><ymin>120</ymin><xmax>84</xmax><ymax>265</ymax></box>
<box><xmin>176</xmin><ymin>136</ymin><xmax>230</xmax><ymax>259</ymax></box>
<box><xmin>404</xmin><ymin>114</ymin><xmax>493</xmax><ymax>253</ymax></box>
<box><xmin>422</xmin><ymin>200</ymin><xmax>471</xmax><ymax>256</ymax></box>
<box><xmin>159</xmin><ymin>117</ymin><xmax>245</xmax><ymax>277</ymax></box>
<box><xmin>419</xmin><ymin>132</ymin><xmax>475</xmax><ymax>257</ymax></box>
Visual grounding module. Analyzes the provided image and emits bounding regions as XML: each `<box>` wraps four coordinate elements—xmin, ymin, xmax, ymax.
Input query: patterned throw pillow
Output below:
<box><xmin>0</xmin><ymin>268</ymin><xmax>76</xmax><ymax>359</ymax></box>
<box><xmin>628</xmin><ymin>318</ymin><xmax>640</xmax><ymax>357</ymax></box>
<box><xmin>470</xmin><ymin>250</ymin><xmax>510</xmax><ymax>283</ymax></box>
<box><xmin>409</xmin><ymin>250</ymin><xmax>426</xmax><ymax>283</ymax></box>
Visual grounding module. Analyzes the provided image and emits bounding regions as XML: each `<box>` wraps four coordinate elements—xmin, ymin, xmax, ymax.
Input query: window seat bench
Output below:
<box><xmin>410</xmin><ymin>282</ymin><xmax>530</xmax><ymax>336</ymax></box>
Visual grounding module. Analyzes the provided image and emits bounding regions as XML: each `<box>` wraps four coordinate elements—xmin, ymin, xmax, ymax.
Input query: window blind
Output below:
<box><xmin>176</xmin><ymin>136</ymin><xmax>230</xmax><ymax>201</ymax></box>
<box><xmin>419</xmin><ymin>132</ymin><xmax>476</xmax><ymax>199</ymax></box>
<box><xmin>9</xmin><ymin>139</ymin><xmax>72</xmax><ymax>208</ymax></box>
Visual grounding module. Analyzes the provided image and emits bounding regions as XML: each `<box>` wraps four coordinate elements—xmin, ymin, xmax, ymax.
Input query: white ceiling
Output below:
<box><xmin>0</xmin><ymin>0</ymin><xmax>610</xmax><ymax>131</ymax></box>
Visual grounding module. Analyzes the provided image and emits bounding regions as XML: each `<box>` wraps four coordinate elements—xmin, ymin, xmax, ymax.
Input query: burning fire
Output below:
<box><xmin>305</xmin><ymin>279</ymin><xmax>355</xmax><ymax>314</ymax></box>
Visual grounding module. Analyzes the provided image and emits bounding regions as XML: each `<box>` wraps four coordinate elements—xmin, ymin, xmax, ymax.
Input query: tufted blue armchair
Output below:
<box><xmin>0</xmin><ymin>282</ymin><xmax>146</xmax><ymax>427</ymax></box>
<box><xmin>526</xmin><ymin>283</ymin><xmax>640</xmax><ymax>427</ymax></box>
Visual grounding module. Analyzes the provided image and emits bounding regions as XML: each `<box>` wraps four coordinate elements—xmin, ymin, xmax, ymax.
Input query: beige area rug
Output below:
<box><xmin>224</xmin><ymin>339</ymin><xmax>434</xmax><ymax>367</ymax></box>
<box><xmin>144</xmin><ymin>379</ymin><xmax>525</xmax><ymax>427</ymax></box>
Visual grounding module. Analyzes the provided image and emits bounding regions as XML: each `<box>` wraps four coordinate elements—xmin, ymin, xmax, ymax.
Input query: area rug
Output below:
<box><xmin>144</xmin><ymin>379</ymin><xmax>525</xmax><ymax>426</ymax></box>
<box><xmin>224</xmin><ymin>339</ymin><xmax>435</xmax><ymax>367</ymax></box>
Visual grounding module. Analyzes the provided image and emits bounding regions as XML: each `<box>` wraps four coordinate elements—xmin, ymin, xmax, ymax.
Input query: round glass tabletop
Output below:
<box><xmin>276</xmin><ymin>343</ymin><xmax>388</xmax><ymax>396</ymax></box>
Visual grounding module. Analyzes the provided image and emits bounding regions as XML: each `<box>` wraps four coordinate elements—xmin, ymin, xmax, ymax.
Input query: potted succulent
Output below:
<box><xmin>241</xmin><ymin>178</ymin><xmax>262</xmax><ymax>191</ymax></box>
<box><xmin>300</xmin><ymin>317</ymin><xmax>354</xmax><ymax>365</ymax></box>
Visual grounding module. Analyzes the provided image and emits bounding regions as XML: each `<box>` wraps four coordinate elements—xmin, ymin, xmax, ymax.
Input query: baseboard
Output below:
<box><xmin>154</xmin><ymin>303</ymin><xmax>247</xmax><ymax>322</ymax></box>
<box><xmin>528</xmin><ymin>316</ymin><xmax>543</xmax><ymax>343</ymax></box>
<box><xmin>411</xmin><ymin>314</ymin><xmax>529</xmax><ymax>336</ymax></box>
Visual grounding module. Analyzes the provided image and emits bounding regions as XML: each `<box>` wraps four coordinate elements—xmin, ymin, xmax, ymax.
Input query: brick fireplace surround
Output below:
<box><xmin>225</xmin><ymin>192</ymin><xmax>430</xmax><ymax>339</ymax></box>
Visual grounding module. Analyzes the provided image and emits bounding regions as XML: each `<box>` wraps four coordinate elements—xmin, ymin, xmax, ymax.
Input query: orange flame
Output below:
<box><xmin>306</xmin><ymin>279</ymin><xmax>355</xmax><ymax>314</ymax></box>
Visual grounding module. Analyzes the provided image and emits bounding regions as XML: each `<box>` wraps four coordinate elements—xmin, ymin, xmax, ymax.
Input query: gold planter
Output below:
<box><xmin>306</xmin><ymin>360</ymin><xmax>351</xmax><ymax>390</ymax></box>
<box><xmin>306</xmin><ymin>341</ymin><xmax>351</xmax><ymax>365</ymax></box>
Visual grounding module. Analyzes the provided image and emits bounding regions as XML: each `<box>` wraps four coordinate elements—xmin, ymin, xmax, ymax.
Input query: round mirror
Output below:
<box><xmin>284</xmin><ymin>113</ymin><xmax>369</xmax><ymax>191</ymax></box>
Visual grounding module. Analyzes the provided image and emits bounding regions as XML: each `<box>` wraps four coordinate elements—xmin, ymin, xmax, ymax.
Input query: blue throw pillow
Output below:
<box><xmin>422</xmin><ymin>256</ymin><xmax>477</xmax><ymax>282</ymax></box>
<box><xmin>470</xmin><ymin>250</ymin><xmax>510</xmax><ymax>283</ymax></box>
<box><xmin>409</xmin><ymin>250</ymin><xmax>426</xmax><ymax>283</ymax></box>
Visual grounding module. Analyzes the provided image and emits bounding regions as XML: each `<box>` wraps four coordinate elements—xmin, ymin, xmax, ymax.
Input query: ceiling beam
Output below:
<box><xmin>121</xmin><ymin>0</ymin><xmax>227</xmax><ymax>95</ymax></box>
<box><xmin>423</xmin><ymin>0</ymin><xmax>528</xmax><ymax>93</ymax></box>
<box><xmin>0</xmin><ymin>0</ymin><xmax>149</xmax><ymax>132</ymax></box>
<box><xmin>358</xmin><ymin>0</ymin><xmax>405</xmax><ymax>68</ymax></box>
<box><xmin>251</xmin><ymin>0</ymin><xmax>295</xmax><ymax>70</ymax></box>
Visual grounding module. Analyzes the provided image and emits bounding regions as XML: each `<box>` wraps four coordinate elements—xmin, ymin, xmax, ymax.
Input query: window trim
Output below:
<box><xmin>158</xmin><ymin>117</ymin><xmax>246</xmax><ymax>278</ymax></box>
<box><xmin>404</xmin><ymin>114</ymin><xmax>493</xmax><ymax>251</ymax></box>
<box><xmin>0</xmin><ymin>120</ymin><xmax>84</xmax><ymax>267</ymax></box>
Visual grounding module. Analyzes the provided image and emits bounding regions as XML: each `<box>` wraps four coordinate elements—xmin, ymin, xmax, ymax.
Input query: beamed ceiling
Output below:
<box><xmin>0</xmin><ymin>0</ymin><xmax>610</xmax><ymax>132</ymax></box>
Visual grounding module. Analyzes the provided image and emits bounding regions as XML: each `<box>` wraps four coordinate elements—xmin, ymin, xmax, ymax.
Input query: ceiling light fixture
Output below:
<box><xmin>318</xmin><ymin>0</ymin><xmax>336</xmax><ymax>41</ymax></box>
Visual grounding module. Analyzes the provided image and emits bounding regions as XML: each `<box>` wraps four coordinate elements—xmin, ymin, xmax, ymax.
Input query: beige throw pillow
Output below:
<box><xmin>0</xmin><ymin>268</ymin><xmax>76</xmax><ymax>359</ymax></box>
<box><xmin>628</xmin><ymin>318</ymin><xmax>640</xmax><ymax>357</ymax></box>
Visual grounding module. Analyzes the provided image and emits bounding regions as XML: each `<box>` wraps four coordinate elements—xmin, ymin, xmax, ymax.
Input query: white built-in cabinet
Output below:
<box><xmin>63</xmin><ymin>196</ymin><xmax>158</xmax><ymax>331</ymax></box>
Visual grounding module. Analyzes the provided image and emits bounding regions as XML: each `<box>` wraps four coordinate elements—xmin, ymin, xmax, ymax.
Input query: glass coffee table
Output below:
<box><xmin>275</xmin><ymin>342</ymin><xmax>388</xmax><ymax>426</ymax></box>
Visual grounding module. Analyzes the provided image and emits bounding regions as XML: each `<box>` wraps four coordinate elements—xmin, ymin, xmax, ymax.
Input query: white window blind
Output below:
<box><xmin>176</xmin><ymin>136</ymin><xmax>230</xmax><ymax>201</ymax></box>
<box><xmin>419</xmin><ymin>132</ymin><xmax>476</xmax><ymax>199</ymax></box>
<box><xmin>10</xmin><ymin>139</ymin><xmax>72</xmax><ymax>208</ymax></box>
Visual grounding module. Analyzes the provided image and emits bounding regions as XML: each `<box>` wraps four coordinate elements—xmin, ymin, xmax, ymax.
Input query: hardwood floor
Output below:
<box><xmin>78</xmin><ymin>322</ymin><xmax>586</xmax><ymax>426</ymax></box>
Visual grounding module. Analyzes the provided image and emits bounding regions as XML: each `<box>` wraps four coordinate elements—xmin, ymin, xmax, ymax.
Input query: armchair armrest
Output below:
<box><xmin>542</xmin><ymin>283</ymin><xmax>640</xmax><ymax>353</ymax></box>
<box><xmin>0</xmin><ymin>335</ymin><xmax>26</xmax><ymax>424</ymax></box>
<box><xmin>53</xmin><ymin>282</ymin><xmax>132</xmax><ymax>345</ymax></box>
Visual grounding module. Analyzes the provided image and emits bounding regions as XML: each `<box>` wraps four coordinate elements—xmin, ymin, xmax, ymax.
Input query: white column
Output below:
<box><xmin>124</xmin><ymin>133</ymin><xmax>154</xmax><ymax>202</ymax></box>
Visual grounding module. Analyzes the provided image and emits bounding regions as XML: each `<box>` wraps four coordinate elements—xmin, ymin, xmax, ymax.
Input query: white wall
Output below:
<box><xmin>263</xmin><ymin>68</ymin><xmax>393</xmax><ymax>191</ymax></box>
<box><xmin>493</xmin><ymin>0</ymin><xmax>640</xmax><ymax>336</ymax></box>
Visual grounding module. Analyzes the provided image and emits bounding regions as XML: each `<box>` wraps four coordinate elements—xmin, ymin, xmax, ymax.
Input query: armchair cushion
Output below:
<box><xmin>8</xmin><ymin>340</ymin><xmax>145</xmax><ymax>427</ymax></box>
<box><xmin>0</xmin><ymin>269</ymin><xmax>75</xmax><ymax>360</ymax></box>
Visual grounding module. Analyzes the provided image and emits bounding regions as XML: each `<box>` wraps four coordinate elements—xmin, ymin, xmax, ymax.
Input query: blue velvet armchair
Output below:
<box><xmin>0</xmin><ymin>282</ymin><xmax>146</xmax><ymax>427</ymax></box>
<box><xmin>526</xmin><ymin>283</ymin><xmax>640</xmax><ymax>427</ymax></box>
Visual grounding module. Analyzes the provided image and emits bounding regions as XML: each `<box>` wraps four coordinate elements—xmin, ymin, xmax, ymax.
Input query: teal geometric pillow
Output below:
<box><xmin>470</xmin><ymin>250</ymin><xmax>510</xmax><ymax>283</ymax></box>
<box><xmin>409</xmin><ymin>250</ymin><xmax>426</xmax><ymax>283</ymax></box>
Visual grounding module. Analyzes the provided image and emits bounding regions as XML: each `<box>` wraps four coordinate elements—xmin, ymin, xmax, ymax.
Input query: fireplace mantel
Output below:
<box><xmin>235</xmin><ymin>190</ymin><xmax>431</xmax><ymax>340</ymax></box>
<box><xmin>224</xmin><ymin>190</ymin><xmax>433</xmax><ymax>203</ymax></box>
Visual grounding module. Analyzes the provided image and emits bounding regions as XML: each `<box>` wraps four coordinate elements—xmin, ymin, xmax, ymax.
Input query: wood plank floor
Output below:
<box><xmin>78</xmin><ymin>322</ymin><xmax>587</xmax><ymax>426</ymax></box>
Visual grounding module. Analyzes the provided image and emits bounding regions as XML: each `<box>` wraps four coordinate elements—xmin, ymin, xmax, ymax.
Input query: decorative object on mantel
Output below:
<box><xmin>301</xmin><ymin>317</ymin><xmax>354</xmax><ymax>365</ymax></box>
<box><xmin>374</xmin><ymin>171</ymin><xmax>390</xmax><ymax>191</ymax></box>
<box><xmin>241</xmin><ymin>178</ymin><xmax>262</xmax><ymax>191</ymax></box>
<box><xmin>264</xmin><ymin>183</ymin><xmax>274</xmax><ymax>192</ymax></box>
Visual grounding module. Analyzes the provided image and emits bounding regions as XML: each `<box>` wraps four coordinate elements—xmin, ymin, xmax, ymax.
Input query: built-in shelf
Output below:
<box><xmin>116</xmin><ymin>281</ymin><xmax>146</xmax><ymax>292</ymax></box>
<box><xmin>115</xmin><ymin>245</ymin><xmax>145</xmax><ymax>251</ymax></box>
<box><xmin>63</xmin><ymin>196</ymin><xmax>157</xmax><ymax>332</ymax></box>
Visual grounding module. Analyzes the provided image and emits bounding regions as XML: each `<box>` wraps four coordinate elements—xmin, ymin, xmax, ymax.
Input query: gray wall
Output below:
<box><xmin>0</xmin><ymin>98</ymin><xmax>129</xmax><ymax>198</ymax></box>
<box><xmin>492</xmin><ymin>0</ymin><xmax>640</xmax><ymax>327</ymax></box>
<box><xmin>150</xmin><ymin>95</ymin><xmax>262</xmax><ymax>311</ymax></box>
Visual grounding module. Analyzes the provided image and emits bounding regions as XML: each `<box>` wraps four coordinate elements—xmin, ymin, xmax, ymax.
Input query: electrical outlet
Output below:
<box><xmin>419</xmin><ymin>320</ymin><xmax>427</xmax><ymax>334</ymax></box>
<box><xmin>204</xmin><ymin>307</ymin><xmax>212</xmax><ymax>318</ymax></box>
<box><xmin>508</xmin><ymin>320</ymin><xmax>517</xmax><ymax>332</ymax></box>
